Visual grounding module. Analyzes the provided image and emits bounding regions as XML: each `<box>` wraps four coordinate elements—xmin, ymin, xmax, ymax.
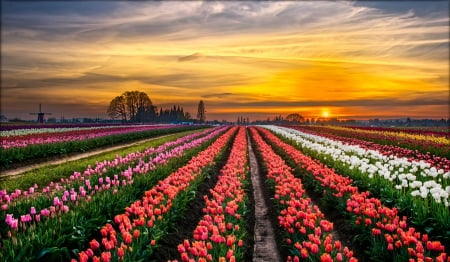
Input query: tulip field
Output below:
<box><xmin>0</xmin><ymin>124</ymin><xmax>449</xmax><ymax>261</ymax></box>
<box><xmin>0</xmin><ymin>124</ymin><xmax>203</xmax><ymax>170</ymax></box>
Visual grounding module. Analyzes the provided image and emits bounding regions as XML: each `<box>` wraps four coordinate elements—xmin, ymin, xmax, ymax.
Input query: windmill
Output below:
<box><xmin>30</xmin><ymin>104</ymin><xmax>52</xmax><ymax>123</ymax></box>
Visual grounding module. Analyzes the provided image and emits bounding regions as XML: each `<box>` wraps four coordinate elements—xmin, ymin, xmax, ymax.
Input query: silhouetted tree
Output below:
<box><xmin>107</xmin><ymin>91</ymin><xmax>155</xmax><ymax>122</ymax></box>
<box><xmin>197</xmin><ymin>100</ymin><xmax>206</xmax><ymax>123</ymax></box>
<box><xmin>107</xmin><ymin>95</ymin><xmax>127</xmax><ymax>122</ymax></box>
<box><xmin>286</xmin><ymin>113</ymin><xmax>304</xmax><ymax>123</ymax></box>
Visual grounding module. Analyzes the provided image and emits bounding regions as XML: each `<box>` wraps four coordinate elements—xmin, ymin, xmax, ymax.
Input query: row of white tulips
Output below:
<box><xmin>263</xmin><ymin>125</ymin><xmax>450</xmax><ymax>207</ymax></box>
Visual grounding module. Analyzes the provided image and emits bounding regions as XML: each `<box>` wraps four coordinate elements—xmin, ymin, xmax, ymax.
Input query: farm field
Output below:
<box><xmin>0</xmin><ymin>124</ymin><xmax>448</xmax><ymax>261</ymax></box>
<box><xmin>0</xmin><ymin>124</ymin><xmax>206</xmax><ymax>171</ymax></box>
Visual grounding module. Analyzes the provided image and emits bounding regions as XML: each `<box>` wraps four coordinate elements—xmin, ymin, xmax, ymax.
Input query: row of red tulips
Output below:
<box><xmin>74</xmin><ymin>127</ymin><xmax>237</xmax><ymax>262</ymax></box>
<box><xmin>286</xmin><ymin>126</ymin><xmax>449</xmax><ymax>172</ymax></box>
<box><xmin>176</xmin><ymin>127</ymin><xmax>249</xmax><ymax>262</ymax></box>
<box><xmin>249</xmin><ymin>127</ymin><xmax>357</xmax><ymax>262</ymax></box>
<box><xmin>258</xmin><ymin>127</ymin><xmax>449</xmax><ymax>261</ymax></box>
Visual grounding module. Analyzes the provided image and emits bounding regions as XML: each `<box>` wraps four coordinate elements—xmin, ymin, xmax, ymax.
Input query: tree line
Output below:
<box><xmin>107</xmin><ymin>91</ymin><xmax>205</xmax><ymax>123</ymax></box>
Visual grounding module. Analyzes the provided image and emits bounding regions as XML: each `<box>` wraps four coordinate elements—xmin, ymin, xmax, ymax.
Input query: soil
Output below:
<box><xmin>0</xmin><ymin>134</ymin><xmax>173</xmax><ymax>179</ymax></box>
<box><xmin>247</xmin><ymin>133</ymin><xmax>283</xmax><ymax>262</ymax></box>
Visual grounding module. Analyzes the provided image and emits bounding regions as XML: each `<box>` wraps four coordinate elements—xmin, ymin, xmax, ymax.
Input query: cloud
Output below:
<box><xmin>2</xmin><ymin>70</ymin><xmax>254</xmax><ymax>92</ymax></box>
<box><xmin>201</xmin><ymin>93</ymin><xmax>233</xmax><ymax>98</ymax></box>
<box><xmin>178</xmin><ymin>53</ymin><xmax>203</xmax><ymax>62</ymax></box>
<box><xmin>231</xmin><ymin>98</ymin><xmax>448</xmax><ymax>108</ymax></box>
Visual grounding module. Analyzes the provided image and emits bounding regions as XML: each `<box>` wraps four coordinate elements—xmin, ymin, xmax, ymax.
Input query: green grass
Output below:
<box><xmin>0</xmin><ymin>129</ymin><xmax>207</xmax><ymax>192</ymax></box>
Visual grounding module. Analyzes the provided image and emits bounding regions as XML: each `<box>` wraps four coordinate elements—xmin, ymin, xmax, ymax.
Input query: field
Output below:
<box><xmin>0</xmin><ymin>124</ymin><xmax>449</xmax><ymax>262</ymax></box>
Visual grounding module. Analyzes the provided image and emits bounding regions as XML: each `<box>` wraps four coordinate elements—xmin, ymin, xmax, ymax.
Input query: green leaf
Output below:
<box><xmin>36</xmin><ymin>247</ymin><xmax>59</xmax><ymax>259</ymax></box>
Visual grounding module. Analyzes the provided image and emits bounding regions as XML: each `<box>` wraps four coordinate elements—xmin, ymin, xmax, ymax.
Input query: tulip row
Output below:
<box><xmin>249</xmin><ymin>127</ymin><xmax>357</xmax><ymax>262</ymax></box>
<box><xmin>331</xmin><ymin>126</ymin><xmax>449</xmax><ymax>146</ymax></box>
<box><xmin>257</xmin><ymin>126</ymin><xmax>449</xmax><ymax>261</ymax></box>
<box><xmin>299</xmin><ymin>125</ymin><xmax>449</xmax><ymax>158</ymax></box>
<box><xmin>1</xmin><ymin>127</ymin><xmax>227</xmax><ymax>235</ymax></box>
<box><xmin>0</xmin><ymin>124</ymin><xmax>148</xmax><ymax>137</ymax></box>
<box><xmin>74</xmin><ymin>127</ymin><xmax>237</xmax><ymax>262</ymax></box>
<box><xmin>1</xmin><ymin>124</ymin><xmax>176</xmax><ymax>149</ymax></box>
<box><xmin>177</xmin><ymin>127</ymin><xmax>249</xmax><ymax>262</ymax></box>
<box><xmin>287</xmin><ymin>126</ymin><xmax>450</xmax><ymax>172</ymax></box>
<box><xmin>265</xmin><ymin>126</ymin><xmax>450</xmax><ymax>208</ymax></box>
<box><xmin>1</xmin><ymin>125</ymin><xmax>202</xmax><ymax>170</ymax></box>
<box><xmin>344</xmin><ymin>126</ymin><xmax>449</xmax><ymax>139</ymax></box>
<box><xmin>0</xmin><ymin>123</ymin><xmax>124</xmax><ymax>132</ymax></box>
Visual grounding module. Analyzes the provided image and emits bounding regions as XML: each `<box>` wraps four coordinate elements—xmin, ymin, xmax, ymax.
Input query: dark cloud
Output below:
<box><xmin>2</xmin><ymin>71</ymin><xmax>254</xmax><ymax>90</ymax></box>
<box><xmin>201</xmin><ymin>93</ymin><xmax>233</xmax><ymax>98</ymax></box>
<box><xmin>2</xmin><ymin>1</ymin><xmax>120</xmax><ymax>17</ymax></box>
<box><xmin>210</xmin><ymin>97</ymin><xmax>449</xmax><ymax>108</ymax></box>
<box><xmin>178</xmin><ymin>53</ymin><xmax>203</xmax><ymax>62</ymax></box>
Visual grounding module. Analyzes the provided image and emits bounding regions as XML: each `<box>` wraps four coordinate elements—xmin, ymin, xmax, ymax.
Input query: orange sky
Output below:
<box><xmin>1</xmin><ymin>1</ymin><xmax>449</xmax><ymax>121</ymax></box>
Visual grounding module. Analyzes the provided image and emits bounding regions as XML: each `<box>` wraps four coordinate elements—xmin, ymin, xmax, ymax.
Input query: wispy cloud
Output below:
<box><xmin>201</xmin><ymin>93</ymin><xmax>233</xmax><ymax>98</ymax></box>
<box><xmin>178</xmin><ymin>53</ymin><xmax>203</xmax><ymax>62</ymax></box>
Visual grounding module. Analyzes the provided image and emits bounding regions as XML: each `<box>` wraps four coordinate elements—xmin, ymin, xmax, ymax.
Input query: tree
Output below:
<box><xmin>184</xmin><ymin>112</ymin><xmax>191</xmax><ymax>121</ymax></box>
<box><xmin>107</xmin><ymin>91</ymin><xmax>154</xmax><ymax>122</ymax></box>
<box><xmin>107</xmin><ymin>95</ymin><xmax>127</xmax><ymax>122</ymax></box>
<box><xmin>286</xmin><ymin>113</ymin><xmax>304</xmax><ymax>123</ymax></box>
<box><xmin>197</xmin><ymin>100</ymin><xmax>206</xmax><ymax>123</ymax></box>
<box><xmin>123</xmin><ymin>91</ymin><xmax>153</xmax><ymax>122</ymax></box>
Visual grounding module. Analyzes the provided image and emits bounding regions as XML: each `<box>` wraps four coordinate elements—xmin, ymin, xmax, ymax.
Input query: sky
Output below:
<box><xmin>1</xmin><ymin>0</ymin><xmax>449</xmax><ymax>122</ymax></box>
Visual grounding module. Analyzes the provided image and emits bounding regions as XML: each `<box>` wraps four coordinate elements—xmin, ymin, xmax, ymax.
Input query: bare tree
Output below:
<box><xmin>107</xmin><ymin>91</ymin><xmax>155</xmax><ymax>122</ymax></box>
<box><xmin>197</xmin><ymin>100</ymin><xmax>206</xmax><ymax>123</ymax></box>
<box><xmin>286</xmin><ymin>113</ymin><xmax>304</xmax><ymax>123</ymax></box>
<box><xmin>107</xmin><ymin>95</ymin><xmax>127</xmax><ymax>122</ymax></box>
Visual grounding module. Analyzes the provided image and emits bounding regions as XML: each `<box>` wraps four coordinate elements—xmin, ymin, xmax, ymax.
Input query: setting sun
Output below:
<box><xmin>321</xmin><ymin>110</ymin><xmax>330</xmax><ymax>118</ymax></box>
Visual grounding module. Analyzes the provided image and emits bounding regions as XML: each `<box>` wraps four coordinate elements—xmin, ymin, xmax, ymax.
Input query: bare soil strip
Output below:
<box><xmin>248</xmin><ymin>134</ymin><xmax>282</xmax><ymax>262</ymax></box>
<box><xmin>0</xmin><ymin>134</ymin><xmax>173</xmax><ymax>179</ymax></box>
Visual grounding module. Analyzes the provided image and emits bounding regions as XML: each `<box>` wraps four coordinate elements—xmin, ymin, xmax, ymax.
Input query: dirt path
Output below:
<box><xmin>0</xmin><ymin>134</ymin><xmax>173</xmax><ymax>179</ymax></box>
<box><xmin>248</xmin><ymin>134</ymin><xmax>282</xmax><ymax>262</ymax></box>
